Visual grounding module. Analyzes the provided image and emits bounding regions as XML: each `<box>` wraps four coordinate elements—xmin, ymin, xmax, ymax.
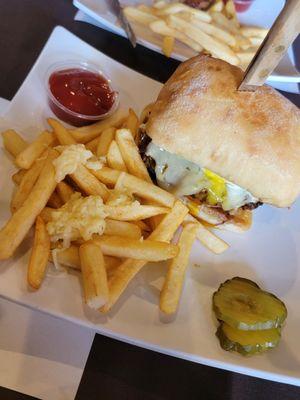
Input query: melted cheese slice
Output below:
<box><xmin>146</xmin><ymin>142</ymin><xmax>257</xmax><ymax>211</ymax></box>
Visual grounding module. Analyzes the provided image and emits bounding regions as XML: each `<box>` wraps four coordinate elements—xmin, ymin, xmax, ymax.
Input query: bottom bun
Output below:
<box><xmin>185</xmin><ymin>196</ymin><xmax>253</xmax><ymax>233</ymax></box>
<box><xmin>217</xmin><ymin>210</ymin><xmax>252</xmax><ymax>233</ymax></box>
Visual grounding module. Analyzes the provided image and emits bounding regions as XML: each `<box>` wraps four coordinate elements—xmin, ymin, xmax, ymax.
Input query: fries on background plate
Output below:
<box><xmin>124</xmin><ymin>0</ymin><xmax>267</xmax><ymax>69</ymax></box>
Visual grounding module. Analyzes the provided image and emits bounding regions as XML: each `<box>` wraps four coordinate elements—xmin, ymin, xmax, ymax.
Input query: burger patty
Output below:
<box><xmin>138</xmin><ymin>129</ymin><xmax>157</xmax><ymax>182</ymax></box>
<box><xmin>241</xmin><ymin>201</ymin><xmax>263</xmax><ymax>211</ymax></box>
<box><xmin>137</xmin><ymin>129</ymin><xmax>263</xmax><ymax>213</ymax></box>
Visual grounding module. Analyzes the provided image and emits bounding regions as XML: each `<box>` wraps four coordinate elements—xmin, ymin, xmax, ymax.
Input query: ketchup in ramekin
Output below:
<box><xmin>233</xmin><ymin>0</ymin><xmax>254</xmax><ymax>13</ymax></box>
<box><xmin>46</xmin><ymin>61</ymin><xmax>119</xmax><ymax>127</ymax></box>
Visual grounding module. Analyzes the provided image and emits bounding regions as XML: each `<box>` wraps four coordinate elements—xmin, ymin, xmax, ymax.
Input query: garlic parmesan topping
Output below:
<box><xmin>46</xmin><ymin>193</ymin><xmax>107</xmax><ymax>248</ymax></box>
<box><xmin>53</xmin><ymin>144</ymin><xmax>105</xmax><ymax>182</ymax></box>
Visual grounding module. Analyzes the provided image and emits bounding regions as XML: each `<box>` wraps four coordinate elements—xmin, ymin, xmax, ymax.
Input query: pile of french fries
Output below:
<box><xmin>124</xmin><ymin>0</ymin><xmax>268</xmax><ymax>69</ymax></box>
<box><xmin>0</xmin><ymin>106</ymin><xmax>229</xmax><ymax>316</ymax></box>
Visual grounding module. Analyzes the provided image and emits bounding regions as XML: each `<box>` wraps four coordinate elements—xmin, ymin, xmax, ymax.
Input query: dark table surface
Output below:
<box><xmin>1</xmin><ymin>1</ymin><xmax>300</xmax><ymax>399</ymax></box>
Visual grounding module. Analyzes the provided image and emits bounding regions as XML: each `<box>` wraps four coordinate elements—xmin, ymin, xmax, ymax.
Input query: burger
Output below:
<box><xmin>138</xmin><ymin>55</ymin><xmax>300</xmax><ymax>231</ymax></box>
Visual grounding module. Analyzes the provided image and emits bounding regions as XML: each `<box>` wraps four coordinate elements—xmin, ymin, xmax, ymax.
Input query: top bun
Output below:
<box><xmin>146</xmin><ymin>55</ymin><xmax>300</xmax><ymax>207</ymax></box>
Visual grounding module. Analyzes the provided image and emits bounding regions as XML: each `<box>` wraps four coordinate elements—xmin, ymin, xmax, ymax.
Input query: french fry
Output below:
<box><xmin>232</xmin><ymin>35</ymin><xmax>252</xmax><ymax>51</ymax></box>
<box><xmin>236</xmin><ymin>50</ymin><xmax>255</xmax><ymax>65</ymax></box>
<box><xmin>92</xmin><ymin>235</ymin><xmax>178</xmax><ymax>261</ymax></box>
<box><xmin>149</xmin><ymin>200</ymin><xmax>189</xmax><ymax>242</ymax></box>
<box><xmin>162</xmin><ymin>35</ymin><xmax>175</xmax><ymax>57</ymax></box>
<box><xmin>240</xmin><ymin>26</ymin><xmax>268</xmax><ymax>39</ymax></box>
<box><xmin>79</xmin><ymin>243</ymin><xmax>109</xmax><ymax>309</ymax></box>
<box><xmin>150</xmin><ymin>20</ymin><xmax>203</xmax><ymax>52</ymax></box>
<box><xmin>209</xmin><ymin>0</ymin><xmax>223</xmax><ymax>12</ymax></box>
<box><xmin>116</xmin><ymin>172</ymin><xmax>175</xmax><ymax>208</ymax></box>
<box><xmin>124</xmin><ymin>6</ymin><xmax>159</xmax><ymax>25</ymax></box>
<box><xmin>160</xmin><ymin>223</ymin><xmax>198</xmax><ymax>314</ymax></box>
<box><xmin>12</xmin><ymin>169</ymin><xmax>26</xmax><ymax>185</ymax></box>
<box><xmin>11</xmin><ymin>150</ymin><xmax>48</xmax><ymax>212</ymax></box>
<box><xmin>123</xmin><ymin>108</ymin><xmax>139</xmax><ymax>139</ymax></box>
<box><xmin>190</xmin><ymin>17</ymin><xmax>236</xmax><ymax>47</ymax></box>
<box><xmin>105</xmin><ymin>204</ymin><xmax>169</xmax><ymax>221</ymax></box>
<box><xmin>107</xmin><ymin>140</ymin><xmax>127</xmax><ymax>171</ymax></box>
<box><xmin>105</xmin><ymin>219</ymin><xmax>141</xmax><ymax>239</ymax></box>
<box><xmin>101</xmin><ymin>200</ymin><xmax>189</xmax><ymax>312</ymax></box>
<box><xmin>249</xmin><ymin>37</ymin><xmax>264</xmax><ymax>47</ymax></box>
<box><xmin>239</xmin><ymin>41</ymin><xmax>254</xmax><ymax>51</ymax></box>
<box><xmin>90</xmin><ymin>166</ymin><xmax>121</xmax><ymax>187</ymax></box>
<box><xmin>39</xmin><ymin>207</ymin><xmax>55</xmax><ymax>223</ymax></box>
<box><xmin>115</xmin><ymin>129</ymin><xmax>151</xmax><ymax>182</ymax></box>
<box><xmin>168</xmin><ymin>15</ymin><xmax>239</xmax><ymax>65</ymax></box>
<box><xmin>174</xmin><ymin>11</ymin><xmax>192</xmax><ymax>21</ymax></box>
<box><xmin>153</xmin><ymin>0</ymin><xmax>167</xmax><ymax>9</ymax></box>
<box><xmin>0</xmin><ymin>149</ymin><xmax>58</xmax><ymax>260</ymax></box>
<box><xmin>224</xmin><ymin>0</ymin><xmax>239</xmax><ymax>28</ymax></box>
<box><xmin>96</xmin><ymin>127</ymin><xmax>115</xmax><ymax>157</ymax></box>
<box><xmin>104</xmin><ymin>256</ymin><xmax>122</xmax><ymax>279</ymax></box>
<box><xmin>52</xmin><ymin>245</ymin><xmax>80</xmax><ymax>269</ymax></box>
<box><xmin>69</xmin><ymin>109</ymin><xmax>126</xmax><ymax>144</ymax></box>
<box><xmin>50</xmin><ymin>245</ymin><xmax>120</xmax><ymax>275</ymax></box>
<box><xmin>132</xmin><ymin>219</ymin><xmax>151</xmax><ymax>232</ymax></box>
<box><xmin>210</xmin><ymin>11</ymin><xmax>239</xmax><ymax>34</ymax></box>
<box><xmin>85</xmin><ymin>136</ymin><xmax>101</xmax><ymax>152</ymax></box>
<box><xmin>210</xmin><ymin>11</ymin><xmax>250</xmax><ymax>49</ymax></box>
<box><xmin>184</xmin><ymin>214</ymin><xmax>229</xmax><ymax>254</ymax></box>
<box><xmin>56</xmin><ymin>181</ymin><xmax>74</xmax><ymax>204</ymax></box>
<box><xmin>2</xmin><ymin>129</ymin><xmax>28</xmax><ymax>157</ymax></box>
<box><xmin>47</xmin><ymin>191</ymin><xmax>63</xmax><ymax>209</ymax></box>
<box><xmin>70</xmin><ymin>164</ymin><xmax>110</xmax><ymax>201</ymax></box>
<box><xmin>148</xmin><ymin>214</ymin><xmax>164</xmax><ymax>231</ymax></box>
<box><xmin>27</xmin><ymin>216</ymin><xmax>50</xmax><ymax>289</ymax></box>
<box><xmin>101</xmin><ymin>258</ymin><xmax>145</xmax><ymax>313</ymax></box>
<box><xmin>157</xmin><ymin>3</ymin><xmax>211</xmax><ymax>23</ymax></box>
<box><xmin>15</xmin><ymin>131</ymin><xmax>55</xmax><ymax>169</ymax></box>
<box><xmin>48</xmin><ymin>118</ymin><xmax>76</xmax><ymax>145</ymax></box>
<box><xmin>137</xmin><ymin>4</ymin><xmax>156</xmax><ymax>14</ymax></box>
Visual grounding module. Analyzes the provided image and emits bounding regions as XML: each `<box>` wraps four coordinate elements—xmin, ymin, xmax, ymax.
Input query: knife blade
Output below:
<box><xmin>110</xmin><ymin>0</ymin><xmax>137</xmax><ymax>48</ymax></box>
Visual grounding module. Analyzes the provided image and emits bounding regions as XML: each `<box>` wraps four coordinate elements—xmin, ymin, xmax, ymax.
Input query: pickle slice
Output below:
<box><xmin>216</xmin><ymin>322</ymin><xmax>281</xmax><ymax>356</ymax></box>
<box><xmin>213</xmin><ymin>277</ymin><xmax>287</xmax><ymax>330</ymax></box>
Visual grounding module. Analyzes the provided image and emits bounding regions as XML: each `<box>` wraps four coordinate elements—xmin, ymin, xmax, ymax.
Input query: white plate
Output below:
<box><xmin>73</xmin><ymin>0</ymin><xmax>300</xmax><ymax>83</ymax></box>
<box><xmin>1</xmin><ymin>26</ymin><xmax>300</xmax><ymax>386</ymax></box>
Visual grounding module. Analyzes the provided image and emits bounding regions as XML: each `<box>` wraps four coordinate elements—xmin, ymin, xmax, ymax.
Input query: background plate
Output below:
<box><xmin>73</xmin><ymin>0</ymin><xmax>300</xmax><ymax>83</ymax></box>
<box><xmin>1</xmin><ymin>26</ymin><xmax>300</xmax><ymax>386</ymax></box>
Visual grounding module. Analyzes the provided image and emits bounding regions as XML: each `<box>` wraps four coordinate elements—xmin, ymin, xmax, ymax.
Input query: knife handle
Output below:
<box><xmin>238</xmin><ymin>0</ymin><xmax>300</xmax><ymax>91</ymax></box>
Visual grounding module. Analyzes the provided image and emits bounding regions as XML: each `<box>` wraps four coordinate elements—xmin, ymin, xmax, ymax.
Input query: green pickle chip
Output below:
<box><xmin>216</xmin><ymin>322</ymin><xmax>281</xmax><ymax>356</ymax></box>
<box><xmin>213</xmin><ymin>277</ymin><xmax>287</xmax><ymax>331</ymax></box>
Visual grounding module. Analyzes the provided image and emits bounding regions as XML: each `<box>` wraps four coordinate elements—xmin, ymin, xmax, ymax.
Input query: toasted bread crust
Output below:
<box><xmin>147</xmin><ymin>55</ymin><xmax>300</xmax><ymax>207</ymax></box>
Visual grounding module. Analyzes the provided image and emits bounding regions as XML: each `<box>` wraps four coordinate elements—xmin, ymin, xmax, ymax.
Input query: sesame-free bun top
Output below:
<box><xmin>146</xmin><ymin>55</ymin><xmax>300</xmax><ymax>207</ymax></box>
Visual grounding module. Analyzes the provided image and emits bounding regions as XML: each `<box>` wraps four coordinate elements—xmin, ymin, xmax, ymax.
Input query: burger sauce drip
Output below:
<box><xmin>49</xmin><ymin>68</ymin><xmax>115</xmax><ymax>125</ymax></box>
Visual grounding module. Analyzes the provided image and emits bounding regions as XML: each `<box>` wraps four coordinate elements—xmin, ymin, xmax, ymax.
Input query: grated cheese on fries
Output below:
<box><xmin>53</xmin><ymin>144</ymin><xmax>105</xmax><ymax>182</ymax></box>
<box><xmin>46</xmin><ymin>192</ymin><xmax>107</xmax><ymax>247</ymax></box>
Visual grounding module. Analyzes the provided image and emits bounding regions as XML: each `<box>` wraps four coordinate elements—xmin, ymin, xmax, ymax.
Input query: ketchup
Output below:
<box><xmin>48</xmin><ymin>68</ymin><xmax>116</xmax><ymax>126</ymax></box>
<box><xmin>233</xmin><ymin>0</ymin><xmax>253</xmax><ymax>13</ymax></box>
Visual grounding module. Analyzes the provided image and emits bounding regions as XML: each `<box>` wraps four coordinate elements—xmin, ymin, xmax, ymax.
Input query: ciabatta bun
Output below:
<box><xmin>146</xmin><ymin>55</ymin><xmax>300</xmax><ymax>208</ymax></box>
